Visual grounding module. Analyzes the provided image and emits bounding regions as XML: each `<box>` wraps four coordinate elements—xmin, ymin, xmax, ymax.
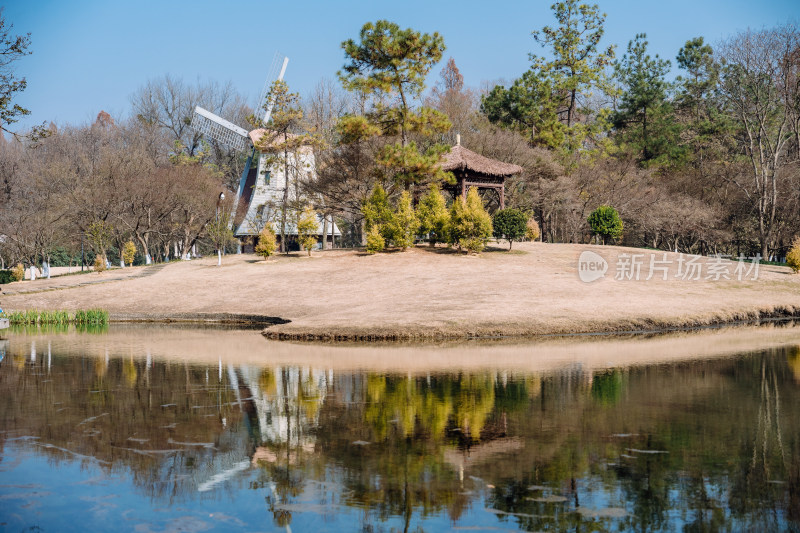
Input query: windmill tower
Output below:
<box><xmin>190</xmin><ymin>58</ymin><xmax>340</xmax><ymax>252</ymax></box>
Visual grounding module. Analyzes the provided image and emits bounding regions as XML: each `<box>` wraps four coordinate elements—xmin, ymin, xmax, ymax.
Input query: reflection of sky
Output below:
<box><xmin>5</xmin><ymin>439</ymin><xmax>778</xmax><ymax>532</ymax></box>
<box><xmin>1</xmin><ymin>441</ymin><xmax>501</xmax><ymax>532</ymax></box>
<box><xmin>2</xmin><ymin>443</ymin><xmax>268</xmax><ymax>532</ymax></box>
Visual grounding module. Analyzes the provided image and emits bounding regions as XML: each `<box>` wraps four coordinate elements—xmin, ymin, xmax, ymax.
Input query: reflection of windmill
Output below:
<box><xmin>191</xmin><ymin>57</ymin><xmax>340</xmax><ymax>251</ymax></box>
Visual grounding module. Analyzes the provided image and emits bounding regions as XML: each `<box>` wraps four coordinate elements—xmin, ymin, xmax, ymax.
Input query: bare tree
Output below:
<box><xmin>426</xmin><ymin>58</ymin><xmax>478</xmax><ymax>144</ymax></box>
<box><xmin>718</xmin><ymin>24</ymin><xmax>800</xmax><ymax>259</ymax></box>
<box><xmin>130</xmin><ymin>75</ymin><xmax>251</xmax><ymax>190</ymax></box>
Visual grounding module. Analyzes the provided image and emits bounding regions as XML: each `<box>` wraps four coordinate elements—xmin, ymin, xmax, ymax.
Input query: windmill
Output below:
<box><xmin>190</xmin><ymin>56</ymin><xmax>341</xmax><ymax>252</ymax></box>
<box><xmin>191</xmin><ymin>56</ymin><xmax>289</xmax><ymax>232</ymax></box>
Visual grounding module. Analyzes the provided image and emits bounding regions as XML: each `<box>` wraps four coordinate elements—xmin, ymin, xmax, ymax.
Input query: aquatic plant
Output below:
<box><xmin>3</xmin><ymin>308</ymin><xmax>109</xmax><ymax>325</ymax></box>
<box><xmin>74</xmin><ymin>308</ymin><xmax>109</xmax><ymax>325</ymax></box>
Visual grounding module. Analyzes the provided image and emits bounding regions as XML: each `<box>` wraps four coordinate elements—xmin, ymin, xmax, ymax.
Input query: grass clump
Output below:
<box><xmin>39</xmin><ymin>310</ymin><xmax>71</xmax><ymax>325</ymax></box>
<box><xmin>74</xmin><ymin>308</ymin><xmax>109</xmax><ymax>325</ymax></box>
<box><xmin>2</xmin><ymin>308</ymin><xmax>108</xmax><ymax>325</ymax></box>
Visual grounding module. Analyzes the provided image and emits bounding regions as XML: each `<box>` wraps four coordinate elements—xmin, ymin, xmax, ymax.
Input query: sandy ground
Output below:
<box><xmin>2</xmin><ymin>242</ymin><xmax>800</xmax><ymax>339</ymax></box>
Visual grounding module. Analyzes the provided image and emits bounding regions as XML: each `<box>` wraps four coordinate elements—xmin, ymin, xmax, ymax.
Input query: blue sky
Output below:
<box><xmin>4</xmin><ymin>0</ymin><xmax>798</xmax><ymax>130</ymax></box>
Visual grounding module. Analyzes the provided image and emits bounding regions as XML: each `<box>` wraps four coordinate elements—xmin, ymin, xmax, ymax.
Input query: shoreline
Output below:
<box><xmin>3</xmin><ymin>242</ymin><xmax>800</xmax><ymax>344</ymax></box>
<box><xmin>255</xmin><ymin>306</ymin><xmax>800</xmax><ymax>342</ymax></box>
<box><xmin>7</xmin><ymin>320</ymin><xmax>800</xmax><ymax>374</ymax></box>
<box><xmin>77</xmin><ymin>306</ymin><xmax>800</xmax><ymax>342</ymax></box>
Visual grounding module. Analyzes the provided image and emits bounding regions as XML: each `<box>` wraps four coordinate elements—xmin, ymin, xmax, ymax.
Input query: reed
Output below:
<box><xmin>2</xmin><ymin>309</ymin><xmax>109</xmax><ymax>325</ymax></box>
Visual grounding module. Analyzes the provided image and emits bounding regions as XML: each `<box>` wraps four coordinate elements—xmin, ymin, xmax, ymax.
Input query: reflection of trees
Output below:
<box><xmin>6</xmin><ymin>338</ymin><xmax>800</xmax><ymax>531</ymax></box>
<box><xmin>456</xmin><ymin>356</ymin><xmax>800</xmax><ymax>532</ymax></box>
<box><xmin>314</xmin><ymin>372</ymin><xmax>533</xmax><ymax>531</ymax></box>
<box><xmin>591</xmin><ymin>370</ymin><xmax>624</xmax><ymax>406</ymax></box>
<box><xmin>0</xmin><ymin>345</ymin><xmax>247</xmax><ymax>503</ymax></box>
<box><xmin>728</xmin><ymin>351</ymin><xmax>790</xmax><ymax>531</ymax></box>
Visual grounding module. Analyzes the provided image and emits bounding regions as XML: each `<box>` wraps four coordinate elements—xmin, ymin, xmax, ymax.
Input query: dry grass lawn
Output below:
<box><xmin>3</xmin><ymin>242</ymin><xmax>800</xmax><ymax>340</ymax></box>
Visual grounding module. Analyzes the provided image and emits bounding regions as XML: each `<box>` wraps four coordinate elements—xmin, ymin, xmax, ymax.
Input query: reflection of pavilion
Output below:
<box><xmin>443</xmin><ymin>437</ymin><xmax>525</xmax><ymax>481</ymax></box>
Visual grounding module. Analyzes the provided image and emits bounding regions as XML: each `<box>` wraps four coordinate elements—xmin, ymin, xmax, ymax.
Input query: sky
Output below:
<box><xmin>4</xmin><ymin>0</ymin><xmax>799</xmax><ymax>131</ymax></box>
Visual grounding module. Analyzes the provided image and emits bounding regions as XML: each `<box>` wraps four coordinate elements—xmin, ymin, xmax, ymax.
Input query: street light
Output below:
<box><xmin>216</xmin><ymin>192</ymin><xmax>225</xmax><ymax>266</ymax></box>
<box><xmin>216</xmin><ymin>192</ymin><xmax>225</xmax><ymax>219</ymax></box>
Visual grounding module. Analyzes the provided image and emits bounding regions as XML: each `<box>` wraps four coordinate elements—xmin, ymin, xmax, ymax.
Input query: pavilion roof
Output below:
<box><xmin>439</xmin><ymin>144</ymin><xmax>524</xmax><ymax>177</ymax></box>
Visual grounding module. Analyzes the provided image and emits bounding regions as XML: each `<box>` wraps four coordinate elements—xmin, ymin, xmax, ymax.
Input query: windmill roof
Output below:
<box><xmin>248</xmin><ymin>129</ymin><xmax>313</xmax><ymax>153</ymax></box>
<box><xmin>439</xmin><ymin>144</ymin><xmax>523</xmax><ymax>177</ymax></box>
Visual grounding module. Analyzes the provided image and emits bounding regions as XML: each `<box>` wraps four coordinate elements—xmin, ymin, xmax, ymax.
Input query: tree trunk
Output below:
<box><xmin>280</xmin><ymin>144</ymin><xmax>290</xmax><ymax>254</ymax></box>
<box><xmin>360</xmin><ymin>218</ymin><xmax>367</xmax><ymax>246</ymax></box>
<box><xmin>135</xmin><ymin>234</ymin><xmax>151</xmax><ymax>264</ymax></box>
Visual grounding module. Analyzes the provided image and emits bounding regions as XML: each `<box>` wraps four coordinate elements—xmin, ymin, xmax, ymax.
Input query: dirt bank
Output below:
<box><xmin>3</xmin><ymin>242</ymin><xmax>800</xmax><ymax>340</ymax></box>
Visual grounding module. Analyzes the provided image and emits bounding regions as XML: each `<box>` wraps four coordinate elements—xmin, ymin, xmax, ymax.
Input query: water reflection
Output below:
<box><xmin>1</xmin><ymin>327</ymin><xmax>800</xmax><ymax>531</ymax></box>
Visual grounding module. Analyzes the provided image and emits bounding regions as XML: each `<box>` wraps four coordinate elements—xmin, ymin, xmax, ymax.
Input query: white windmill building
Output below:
<box><xmin>191</xmin><ymin>57</ymin><xmax>340</xmax><ymax>252</ymax></box>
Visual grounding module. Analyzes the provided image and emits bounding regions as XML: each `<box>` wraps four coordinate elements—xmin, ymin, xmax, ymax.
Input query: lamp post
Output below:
<box><xmin>216</xmin><ymin>192</ymin><xmax>225</xmax><ymax>266</ymax></box>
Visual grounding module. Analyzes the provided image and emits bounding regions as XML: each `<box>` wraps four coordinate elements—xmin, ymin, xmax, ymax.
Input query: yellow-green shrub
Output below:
<box><xmin>255</xmin><ymin>226</ymin><xmax>277</xmax><ymax>259</ymax></box>
<box><xmin>448</xmin><ymin>188</ymin><xmax>493</xmax><ymax>253</ymax></box>
<box><xmin>11</xmin><ymin>263</ymin><xmax>24</xmax><ymax>281</ymax></box>
<box><xmin>122</xmin><ymin>241</ymin><xmax>137</xmax><ymax>266</ymax></box>
<box><xmin>297</xmin><ymin>205</ymin><xmax>319</xmax><ymax>256</ymax></box>
<box><xmin>365</xmin><ymin>225</ymin><xmax>385</xmax><ymax>254</ymax></box>
<box><xmin>787</xmin><ymin>237</ymin><xmax>800</xmax><ymax>273</ymax></box>
<box><xmin>93</xmin><ymin>255</ymin><xmax>107</xmax><ymax>272</ymax></box>
<box><xmin>526</xmin><ymin>217</ymin><xmax>541</xmax><ymax>241</ymax></box>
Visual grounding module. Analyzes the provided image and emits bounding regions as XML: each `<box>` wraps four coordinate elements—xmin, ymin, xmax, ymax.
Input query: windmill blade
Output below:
<box><xmin>191</xmin><ymin>106</ymin><xmax>250</xmax><ymax>152</ymax></box>
<box><xmin>263</xmin><ymin>57</ymin><xmax>289</xmax><ymax>124</ymax></box>
<box><xmin>256</xmin><ymin>53</ymin><xmax>289</xmax><ymax>125</ymax></box>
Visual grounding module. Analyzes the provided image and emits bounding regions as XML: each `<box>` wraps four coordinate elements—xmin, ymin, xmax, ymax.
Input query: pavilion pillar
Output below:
<box><xmin>500</xmin><ymin>184</ymin><xmax>505</xmax><ymax>209</ymax></box>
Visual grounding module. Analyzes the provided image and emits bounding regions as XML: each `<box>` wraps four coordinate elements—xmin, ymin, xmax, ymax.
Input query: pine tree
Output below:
<box><xmin>121</xmin><ymin>241</ymin><xmax>137</xmax><ymax>267</ymax></box>
<box><xmin>787</xmin><ymin>237</ymin><xmax>800</xmax><ymax>274</ymax></box>
<box><xmin>339</xmin><ymin>20</ymin><xmax>453</xmax><ymax>190</ymax></box>
<box><xmin>612</xmin><ymin>34</ymin><xmax>676</xmax><ymax>163</ymax></box>
<box><xmin>0</xmin><ymin>12</ymin><xmax>49</xmax><ymax>140</ymax></box>
<box><xmin>255</xmin><ymin>80</ymin><xmax>321</xmax><ymax>253</ymax></box>
<box><xmin>481</xmin><ymin>0</ymin><xmax>615</xmax><ymax>155</ymax></box>
<box><xmin>526</xmin><ymin>217</ymin><xmax>541</xmax><ymax>241</ymax></box>
<box><xmin>365</xmin><ymin>225</ymin><xmax>385</xmax><ymax>254</ymax></box>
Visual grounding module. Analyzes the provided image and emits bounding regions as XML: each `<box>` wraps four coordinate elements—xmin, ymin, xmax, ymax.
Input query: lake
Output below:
<box><xmin>2</xmin><ymin>323</ymin><xmax>800</xmax><ymax>532</ymax></box>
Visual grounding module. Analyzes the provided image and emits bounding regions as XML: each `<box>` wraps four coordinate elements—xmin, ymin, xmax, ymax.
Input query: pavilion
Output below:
<box><xmin>438</xmin><ymin>137</ymin><xmax>524</xmax><ymax>210</ymax></box>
